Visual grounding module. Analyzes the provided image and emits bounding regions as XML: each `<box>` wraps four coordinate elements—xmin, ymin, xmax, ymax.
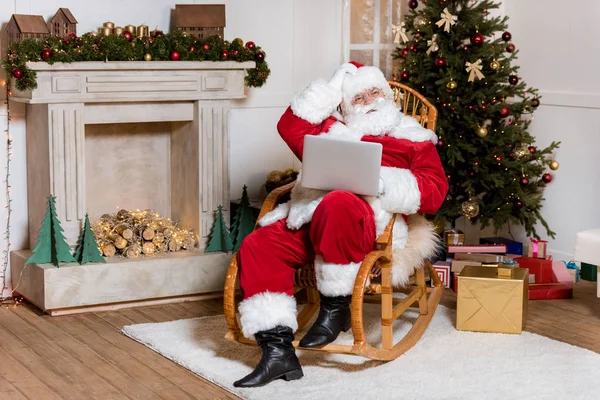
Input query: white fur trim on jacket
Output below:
<box><xmin>378</xmin><ymin>166</ymin><xmax>421</xmax><ymax>215</ymax></box>
<box><xmin>238</xmin><ymin>292</ymin><xmax>298</xmax><ymax>337</ymax></box>
<box><xmin>290</xmin><ymin>79</ymin><xmax>342</xmax><ymax>124</ymax></box>
<box><xmin>388</xmin><ymin>114</ymin><xmax>439</xmax><ymax>145</ymax></box>
<box><xmin>285</xmin><ymin>174</ymin><xmax>327</xmax><ymax>229</ymax></box>
<box><xmin>258</xmin><ymin>202</ymin><xmax>290</xmax><ymax>227</ymax></box>
<box><xmin>314</xmin><ymin>255</ymin><xmax>362</xmax><ymax>297</ymax></box>
<box><xmin>390</xmin><ymin>214</ymin><xmax>442</xmax><ymax>287</ymax></box>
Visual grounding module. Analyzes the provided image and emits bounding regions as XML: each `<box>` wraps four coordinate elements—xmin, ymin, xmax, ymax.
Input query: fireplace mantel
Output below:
<box><xmin>11</xmin><ymin>61</ymin><xmax>255</xmax><ymax>314</ymax></box>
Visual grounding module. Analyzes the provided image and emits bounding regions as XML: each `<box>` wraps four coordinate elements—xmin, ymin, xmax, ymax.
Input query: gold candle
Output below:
<box><xmin>136</xmin><ymin>24</ymin><xmax>149</xmax><ymax>37</ymax></box>
<box><xmin>125</xmin><ymin>25</ymin><xmax>136</xmax><ymax>34</ymax></box>
<box><xmin>103</xmin><ymin>21</ymin><xmax>115</xmax><ymax>29</ymax></box>
<box><xmin>101</xmin><ymin>27</ymin><xmax>113</xmax><ymax>36</ymax></box>
<box><xmin>113</xmin><ymin>26</ymin><xmax>124</xmax><ymax>36</ymax></box>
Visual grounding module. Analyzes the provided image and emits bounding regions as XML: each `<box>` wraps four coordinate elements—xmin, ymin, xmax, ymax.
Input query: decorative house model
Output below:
<box><xmin>49</xmin><ymin>8</ymin><xmax>78</xmax><ymax>38</ymax></box>
<box><xmin>5</xmin><ymin>14</ymin><xmax>50</xmax><ymax>46</ymax></box>
<box><xmin>174</xmin><ymin>4</ymin><xmax>226</xmax><ymax>39</ymax></box>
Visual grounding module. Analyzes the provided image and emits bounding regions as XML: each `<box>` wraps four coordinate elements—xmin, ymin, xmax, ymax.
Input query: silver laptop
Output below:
<box><xmin>301</xmin><ymin>135</ymin><xmax>382</xmax><ymax>196</ymax></box>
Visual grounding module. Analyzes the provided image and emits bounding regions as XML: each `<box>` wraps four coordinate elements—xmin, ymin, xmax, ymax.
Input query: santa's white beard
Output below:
<box><xmin>344</xmin><ymin>97</ymin><xmax>401</xmax><ymax>136</ymax></box>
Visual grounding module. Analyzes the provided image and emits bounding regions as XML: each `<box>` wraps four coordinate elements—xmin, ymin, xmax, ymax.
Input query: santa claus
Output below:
<box><xmin>233</xmin><ymin>61</ymin><xmax>448</xmax><ymax>388</ymax></box>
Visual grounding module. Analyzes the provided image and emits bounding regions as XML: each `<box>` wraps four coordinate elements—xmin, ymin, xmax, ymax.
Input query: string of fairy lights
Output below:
<box><xmin>0</xmin><ymin>82</ymin><xmax>14</xmax><ymax>304</ymax></box>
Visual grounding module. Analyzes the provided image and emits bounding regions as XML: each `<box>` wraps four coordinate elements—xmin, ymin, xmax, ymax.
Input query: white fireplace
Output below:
<box><xmin>10</xmin><ymin>61</ymin><xmax>254</xmax><ymax>315</ymax></box>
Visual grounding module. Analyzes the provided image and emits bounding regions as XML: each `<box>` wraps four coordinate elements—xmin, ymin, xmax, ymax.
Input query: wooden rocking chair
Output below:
<box><xmin>224</xmin><ymin>82</ymin><xmax>443</xmax><ymax>361</ymax></box>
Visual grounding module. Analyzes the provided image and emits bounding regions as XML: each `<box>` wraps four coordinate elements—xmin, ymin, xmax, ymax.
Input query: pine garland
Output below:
<box><xmin>2</xmin><ymin>31</ymin><xmax>270</xmax><ymax>91</ymax></box>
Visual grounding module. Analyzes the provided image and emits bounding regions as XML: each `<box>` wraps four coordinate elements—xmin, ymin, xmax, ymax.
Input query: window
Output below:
<box><xmin>343</xmin><ymin>0</ymin><xmax>407</xmax><ymax>78</ymax></box>
<box><xmin>55</xmin><ymin>22</ymin><xmax>60</xmax><ymax>36</ymax></box>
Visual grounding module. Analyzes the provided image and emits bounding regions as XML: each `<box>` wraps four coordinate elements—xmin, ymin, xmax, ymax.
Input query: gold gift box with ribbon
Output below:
<box><xmin>444</xmin><ymin>229</ymin><xmax>464</xmax><ymax>246</ymax></box>
<box><xmin>457</xmin><ymin>266</ymin><xmax>528</xmax><ymax>334</ymax></box>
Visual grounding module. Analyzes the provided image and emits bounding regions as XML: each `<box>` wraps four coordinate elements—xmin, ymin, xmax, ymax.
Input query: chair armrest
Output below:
<box><xmin>376</xmin><ymin>214</ymin><xmax>397</xmax><ymax>246</ymax></box>
<box><xmin>256</xmin><ymin>181</ymin><xmax>296</xmax><ymax>223</ymax></box>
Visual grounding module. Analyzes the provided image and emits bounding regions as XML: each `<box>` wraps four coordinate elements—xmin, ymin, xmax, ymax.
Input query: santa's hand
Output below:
<box><xmin>328</xmin><ymin>62</ymin><xmax>358</xmax><ymax>90</ymax></box>
<box><xmin>377</xmin><ymin>177</ymin><xmax>385</xmax><ymax>197</ymax></box>
<box><xmin>286</xmin><ymin>198</ymin><xmax>323</xmax><ymax>230</ymax></box>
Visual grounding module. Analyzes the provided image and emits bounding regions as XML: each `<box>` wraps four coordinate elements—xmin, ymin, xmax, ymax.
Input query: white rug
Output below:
<box><xmin>121</xmin><ymin>303</ymin><xmax>600</xmax><ymax>400</ymax></box>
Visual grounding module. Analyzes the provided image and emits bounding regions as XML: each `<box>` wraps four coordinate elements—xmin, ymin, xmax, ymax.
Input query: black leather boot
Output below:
<box><xmin>299</xmin><ymin>294</ymin><xmax>352</xmax><ymax>348</ymax></box>
<box><xmin>233</xmin><ymin>325</ymin><xmax>303</xmax><ymax>388</ymax></box>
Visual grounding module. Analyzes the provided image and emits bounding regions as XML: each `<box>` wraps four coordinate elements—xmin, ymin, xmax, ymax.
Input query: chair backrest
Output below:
<box><xmin>388</xmin><ymin>81</ymin><xmax>438</xmax><ymax>133</ymax></box>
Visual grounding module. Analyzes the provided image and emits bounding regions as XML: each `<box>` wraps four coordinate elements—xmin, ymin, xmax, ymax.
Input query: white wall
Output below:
<box><xmin>0</xmin><ymin>0</ymin><xmax>343</xmax><ymax>296</ymax></box>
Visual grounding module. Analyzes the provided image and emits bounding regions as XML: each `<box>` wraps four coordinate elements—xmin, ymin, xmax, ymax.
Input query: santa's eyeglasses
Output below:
<box><xmin>352</xmin><ymin>88</ymin><xmax>384</xmax><ymax>106</ymax></box>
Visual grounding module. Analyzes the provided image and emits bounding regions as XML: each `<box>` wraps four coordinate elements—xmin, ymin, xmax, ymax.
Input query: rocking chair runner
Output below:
<box><xmin>223</xmin><ymin>81</ymin><xmax>443</xmax><ymax>361</ymax></box>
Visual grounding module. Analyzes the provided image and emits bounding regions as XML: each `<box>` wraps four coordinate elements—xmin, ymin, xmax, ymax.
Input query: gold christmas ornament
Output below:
<box><xmin>490</xmin><ymin>60</ymin><xmax>500</xmax><ymax>70</ymax></box>
<box><xmin>476</xmin><ymin>126</ymin><xmax>488</xmax><ymax>138</ymax></box>
<box><xmin>513</xmin><ymin>146</ymin><xmax>529</xmax><ymax>160</ymax></box>
<box><xmin>461</xmin><ymin>199</ymin><xmax>480</xmax><ymax>219</ymax></box>
<box><xmin>144</xmin><ymin>53</ymin><xmax>152</xmax><ymax>61</ymax></box>
<box><xmin>446</xmin><ymin>80</ymin><xmax>458</xmax><ymax>90</ymax></box>
<box><xmin>413</xmin><ymin>15</ymin><xmax>431</xmax><ymax>30</ymax></box>
<box><xmin>549</xmin><ymin>160</ymin><xmax>560</xmax><ymax>170</ymax></box>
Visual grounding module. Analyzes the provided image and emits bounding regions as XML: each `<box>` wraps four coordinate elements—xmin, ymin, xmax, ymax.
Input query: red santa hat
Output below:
<box><xmin>341</xmin><ymin>61</ymin><xmax>394</xmax><ymax>108</ymax></box>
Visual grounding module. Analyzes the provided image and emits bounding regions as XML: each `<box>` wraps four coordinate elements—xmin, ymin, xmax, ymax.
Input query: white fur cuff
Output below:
<box><xmin>290</xmin><ymin>79</ymin><xmax>342</xmax><ymax>124</ymax></box>
<box><xmin>258</xmin><ymin>202</ymin><xmax>290</xmax><ymax>227</ymax></box>
<box><xmin>314</xmin><ymin>255</ymin><xmax>362</xmax><ymax>297</ymax></box>
<box><xmin>238</xmin><ymin>292</ymin><xmax>298</xmax><ymax>337</ymax></box>
<box><xmin>378</xmin><ymin>166</ymin><xmax>421</xmax><ymax>215</ymax></box>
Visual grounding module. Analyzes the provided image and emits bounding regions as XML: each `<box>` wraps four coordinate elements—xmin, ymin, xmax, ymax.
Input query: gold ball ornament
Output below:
<box><xmin>490</xmin><ymin>60</ymin><xmax>500</xmax><ymax>70</ymax></box>
<box><xmin>413</xmin><ymin>15</ymin><xmax>431</xmax><ymax>30</ymax></box>
<box><xmin>446</xmin><ymin>80</ymin><xmax>458</xmax><ymax>90</ymax></box>
<box><xmin>513</xmin><ymin>146</ymin><xmax>529</xmax><ymax>160</ymax></box>
<box><xmin>461</xmin><ymin>199</ymin><xmax>480</xmax><ymax>219</ymax></box>
<box><xmin>549</xmin><ymin>160</ymin><xmax>560</xmax><ymax>171</ymax></box>
<box><xmin>476</xmin><ymin>126</ymin><xmax>488</xmax><ymax>138</ymax></box>
<box><xmin>144</xmin><ymin>53</ymin><xmax>152</xmax><ymax>61</ymax></box>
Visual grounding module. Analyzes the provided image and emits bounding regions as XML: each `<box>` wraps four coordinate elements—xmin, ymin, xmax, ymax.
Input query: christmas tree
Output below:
<box><xmin>230</xmin><ymin>185</ymin><xmax>256</xmax><ymax>251</ymax></box>
<box><xmin>393</xmin><ymin>0</ymin><xmax>559</xmax><ymax>238</ymax></box>
<box><xmin>73</xmin><ymin>214</ymin><xmax>106</xmax><ymax>264</ymax></box>
<box><xmin>26</xmin><ymin>195</ymin><xmax>77</xmax><ymax>266</ymax></box>
<box><xmin>206</xmin><ymin>205</ymin><xmax>234</xmax><ymax>253</ymax></box>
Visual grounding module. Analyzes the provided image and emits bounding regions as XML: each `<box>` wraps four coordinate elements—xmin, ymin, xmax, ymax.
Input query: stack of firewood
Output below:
<box><xmin>92</xmin><ymin>209</ymin><xmax>198</xmax><ymax>258</ymax></box>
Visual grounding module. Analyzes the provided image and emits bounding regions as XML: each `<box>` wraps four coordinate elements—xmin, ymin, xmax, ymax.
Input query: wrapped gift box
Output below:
<box><xmin>527</xmin><ymin>261</ymin><xmax>573</xmax><ymax>300</ymax></box>
<box><xmin>444</xmin><ymin>229</ymin><xmax>465</xmax><ymax>246</ymax></box>
<box><xmin>431</xmin><ymin>261</ymin><xmax>451</xmax><ymax>288</ymax></box>
<box><xmin>448</xmin><ymin>244</ymin><xmax>507</xmax><ymax>254</ymax></box>
<box><xmin>581</xmin><ymin>262</ymin><xmax>598</xmax><ymax>282</ymax></box>
<box><xmin>456</xmin><ymin>266</ymin><xmax>528</xmax><ymax>334</ymax></box>
<box><xmin>480</xmin><ymin>237</ymin><xmax>523</xmax><ymax>256</ymax></box>
<box><xmin>526</xmin><ymin>239</ymin><xmax>547</xmax><ymax>259</ymax></box>
<box><xmin>563</xmin><ymin>261</ymin><xmax>579</xmax><ymax>283</ymax></box>
<box><xmin>514</xmin><ymin>256</ymin><xmax>553</xmax><ymax>284</ymax></box>
<box><xmin>455</xmin><ymin>253</ymin><xmax>505</xmax><ymax>263</ymax></box>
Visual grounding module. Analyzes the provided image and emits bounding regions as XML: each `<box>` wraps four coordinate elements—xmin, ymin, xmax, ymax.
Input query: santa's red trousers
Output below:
<box><xmin>238</xmin><ymin>191</ymin><xmax>376</xmax><ymax>299</ymax></box>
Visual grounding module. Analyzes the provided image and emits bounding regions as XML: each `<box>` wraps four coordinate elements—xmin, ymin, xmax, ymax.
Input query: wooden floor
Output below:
<box><xmin>0</xmin><ymin>280</ymin><xmax>599</xmax><ymax>400</ymax></box>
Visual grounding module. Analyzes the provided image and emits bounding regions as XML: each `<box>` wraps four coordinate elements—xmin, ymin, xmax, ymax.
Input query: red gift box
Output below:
<box><xmin>519</xmin><ymin>259</ymin><xmax>573</xmax><ymax>300</ymax></box>
<box><xmin>529</xmin><ymin>284</ymin><xmax>572</xmax><ymax>300</ymax></box>
<box><xmin>515</xmin><ymin>256</ymin><xmax>553</xmax><ymax>284</ymax></box>
<box><xmin>431</xmin><ymin>262</ymin><xmax>451</xmax><ymax>288</ymax></box>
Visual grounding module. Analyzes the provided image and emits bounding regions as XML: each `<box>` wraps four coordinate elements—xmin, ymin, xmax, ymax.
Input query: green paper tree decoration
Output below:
<box><xmin>73</xmin><ymin>214</ymin><xmax>106</xmax><ymax>264</ymax></box>
<box><xmin>206</xmin><ymin>206</ymin><xmax>234</xmax><ymax>253</ymax></box>
<box><xmin>232</xmin><ymin>185</ymin><xmax>256</xmax><ymax>252</ymax></box>
<box><xmin>26</xmin><ymin>195</ymin><xmax>77</xmax><ymax>267</ymax></box>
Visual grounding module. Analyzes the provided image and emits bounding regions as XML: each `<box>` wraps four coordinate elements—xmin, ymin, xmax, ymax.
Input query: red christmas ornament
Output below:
<box><xmin>502</xmin><ymin>32</ymin><xmax>512</xmax><ymax>42</ymax></box>
<box><xmin>169</xmin><ymin>51</ymin><xmax>181</xmax><ymax>61</ymax></box>
<box><xmin>496</xmin><ymin>155</ymin><xmax>504</xmax><ymax>161</ymax></box>
<box><xmin>520</xmin><ymin>177</ymin><xmax>529</xmax><ymax>185</ymax></box>
<box><xmin>408</xmin><ymin>0</ymin><xmax>419</xmax><ymax>9</ymax></box>
<box><xmin>400</xmin><ymin>71</ymin><xmax>409</xmax><ymax>81</ymax></box>
<box><xmin>202</xmin><ymin>43</ymin><xmax>210</xmax><ymax>51</ymax></box>
<box><xmin>221</xmin><ymin>49</ymin><xmax>229</xmax><ymax>60</ymax></box>
<box><xmin>481</xmin><ymin>101</ymin><xmax>487</xmax><ymax>110</ymax></box>
<box><xmin>435</xmin><ymin>57</ymin><xmax>446</xmax><ymax>67</ymax></box>
<box><xmin>255</xmin><ymin>51</ymin><xmax>265</xmax><ymax>62</ymax></box>
<box><xmin>499</xmin><ymin>107</ymin><xmax>511</xmax><ymax>117</ymax></box>
<box><xmin>470</xmin><ymin>33</ymin><xmax>484</xmax><ymax>45</ymax></box>
<box><xmin>64</xmin><ymin>39</ymin><xmax>71</xmax><ymax>45</ymax></box>
<box><xmin>528</xmin><ymin>146</ymin><xmax>537</xmax><ymax>154</ymax></box>
<box><xmin>542</xmin><ymin>173</ymin><xmax>553</xmax><ymax>183</ymax></box>
<box><xmin>152</xmin><ymin>30</ymin><xmax>164</xmax><ymax>37</ymax></box>
<box><xmin>516</xmin><ymin>200</ymin><xmax>524</xmax><ymax>208</ymax></box>
<box><xmin>233</xmin><ymin>50</ymin><xmax>239</xmax><ymax>56</ymax></box>
<box><xmin>506</xmin><ymin>44</ymin><xmax>516</xmax><ymax>52</ymax></box>
<box><xmin>122</xmin><ymin>31</ymin><xmax>133</xmax><ymax>42</ymax></box>
<box><xmin>188</xmin><ymin>46</ymin><xmax>195</xmax><ymax>52</ymax></box>
<box><xmin>245</xmin><ymin>41</ymin><xmax>256</xmax><ymax>49</ymax></box>
<box><xmin>67</xmin><ymin>32</ymin><xmax>77</xmax><ymax>40</ymax></box>
<box><xmin>508</xmin><ymin>75</ymin><xmax>519</xmax><ymax>85</ymax></box>
<box><xmin>400</xmin><ymin>48</ymin><xmax>409</xmax><ymax>57</ymax></box>
<box><xmin>436</xmin><ymin>139</ymin><xmax>444</xmax><ymax>148</ymax></box>
<box><xmin>11</xmin><ymin>68</ymin><xmax>23</xmax><ymax>79</ymax></box>
<box><xmin>41</xmin><ymin>48</ymin><xmax>52</xmax><ymax>60</ymax></box>
<box><xmin>531</xmin><ymin>98</ymin><xmax>540</xmax><ymax>108</ymax></box>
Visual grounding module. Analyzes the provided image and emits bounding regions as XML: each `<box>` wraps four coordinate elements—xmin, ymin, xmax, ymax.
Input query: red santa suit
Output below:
<box><xmin>237</xmin><ymin>64</ymin><xmax>448</xmax><ymax>338</ymax></box>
